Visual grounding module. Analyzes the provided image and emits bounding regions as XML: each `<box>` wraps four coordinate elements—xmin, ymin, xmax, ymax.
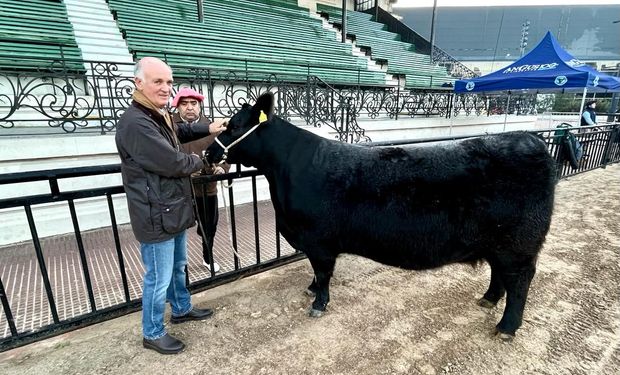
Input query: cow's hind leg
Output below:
<box><xmin>495</xmin><ymin>263</ymin><xmax>536</xmax><ymax>341</ymax></box>
<box><xmin>478</xmin><ymin>262</ymin><xmax>506</xmax><ymax>308</ymax></box>
<box><xmin>305</xmin><ymin>277</ymin><xmax>319</xmax><ymax>297</ymax></box>
<box><xmin>306</xmin><ymin>254</ymin><xmax>336</xmax><ymax>318</ymax></box>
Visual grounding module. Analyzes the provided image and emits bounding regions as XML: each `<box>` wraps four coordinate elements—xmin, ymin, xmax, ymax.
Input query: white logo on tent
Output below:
<box><xmin>593</xmin><ymin>76</ymin><xmax>600</xmax><ymax>86</ymax></box>
<box><xmin>566</xmin><ymin>59</ymin><xmax>585</xmax><ymax>68</ymax></box>
<box><xmin>554</xmin><ymin>76</ymin><xmax>568</xmax><ymax>86</ymax></box>
<box><xmin>465</xmin><ymin>81</ymin><xmax>475</xmax><ymax>91</ymax></box>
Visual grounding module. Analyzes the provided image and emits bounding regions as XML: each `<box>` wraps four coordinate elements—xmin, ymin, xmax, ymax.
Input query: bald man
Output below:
<box><xmin>115</xmin><ymin>57</ymin><xmax>227</xmax><ymax>354</ymax></box>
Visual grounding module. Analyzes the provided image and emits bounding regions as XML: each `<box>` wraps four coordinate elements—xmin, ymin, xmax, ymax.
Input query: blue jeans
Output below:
<box><xmin>140</xmin><ymin>230</ymin><xmax>193</xmax><ymax>340</ymax></box>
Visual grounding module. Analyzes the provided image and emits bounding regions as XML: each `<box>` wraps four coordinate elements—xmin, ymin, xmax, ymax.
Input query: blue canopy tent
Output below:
<box><xmin>454</xmin><ymin>32</ymin><xmax>620</xmax><ymax>127</ymax></box>
<box><xmin>455</xmin><ymin>31</ymin><xmax>620</xmax><ymax>94</ymax></box>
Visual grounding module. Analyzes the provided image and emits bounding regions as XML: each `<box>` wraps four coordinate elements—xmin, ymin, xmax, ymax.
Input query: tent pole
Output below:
<box><xmin>503</xmin><ymin>93</ymin><xmax>511</xmax><ymax>132</ymax></box>
<box><xmin>578</xmin><ymin>87</ymin><xmax>587</xmax><ymax>125</ymax></box>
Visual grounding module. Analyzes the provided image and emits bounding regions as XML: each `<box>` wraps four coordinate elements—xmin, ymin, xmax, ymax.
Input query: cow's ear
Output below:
<box><xmin>253</xmin><ymin>92</ymin><xmax>274</xmax><ymax>117</ymax></box>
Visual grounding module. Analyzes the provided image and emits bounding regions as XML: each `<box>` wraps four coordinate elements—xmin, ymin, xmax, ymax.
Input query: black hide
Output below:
<box><xmin>207</xmin><ymin>93</ymin><xmax>557</xmax><ymax>339</ymax></box>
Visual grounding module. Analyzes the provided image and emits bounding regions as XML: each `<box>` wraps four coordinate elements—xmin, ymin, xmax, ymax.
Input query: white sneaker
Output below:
<box><xmin>202</xmin><ymin>260</ymin><xmax>220</xmax><ymax>273</ymax></box>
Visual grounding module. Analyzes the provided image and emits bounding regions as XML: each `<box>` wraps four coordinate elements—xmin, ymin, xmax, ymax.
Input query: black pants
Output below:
<box><xmin>195</xmin><ymin>195</ymin><xmax>218</xmax><ymax>264</ymax></box>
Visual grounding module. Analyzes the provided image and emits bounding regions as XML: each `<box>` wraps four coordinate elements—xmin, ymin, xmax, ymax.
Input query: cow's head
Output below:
<box><xmin>206</xmin><ymin>92</ymin><xmax>274</xmax><ymax>166</ymax></box>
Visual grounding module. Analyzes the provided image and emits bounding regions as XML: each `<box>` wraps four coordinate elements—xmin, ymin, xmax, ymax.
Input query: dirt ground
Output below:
<box><xmin>1</xmin><ymin>164</ymin><xmax>619</xmax><ymax>375</ymax></box>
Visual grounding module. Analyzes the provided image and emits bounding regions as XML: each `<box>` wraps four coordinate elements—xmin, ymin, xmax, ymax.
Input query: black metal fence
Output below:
<box><xmin>1</xmin><ymin>124</ymin><xmax>618</xmax><ymax>352</ymax></box>
<box><xmin>0</xmin><ymin>165</ymin><xmax>303</xmax><ymax>352</ymax></box>
<box><xmin>0</xmin><ymin>56</ymin><xmax>531</xmax><ymax>142</ymax></box>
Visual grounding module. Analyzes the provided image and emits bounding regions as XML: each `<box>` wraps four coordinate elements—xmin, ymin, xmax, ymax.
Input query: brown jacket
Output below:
<box><xmin>173</xmin><ymin>113</ymin><xmax>229</xmax><ymax>196</ymax></box>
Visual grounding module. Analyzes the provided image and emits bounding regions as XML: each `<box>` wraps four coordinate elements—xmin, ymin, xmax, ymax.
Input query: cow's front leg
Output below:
<box><xmin>307</xmin><ymin>255</ymin><xmax>336</xmax><ymax>317</ymax></box>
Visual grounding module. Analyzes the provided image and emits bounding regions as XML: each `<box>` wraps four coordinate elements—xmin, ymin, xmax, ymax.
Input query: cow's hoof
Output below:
<box><xmin>304</xmin><ymin>289</ymin><xmax>316</xmax><ymax>297</ymax></box>
<box><xmin>308</xmin><ymin>309</ymin><xmax>324</xmax><ymax>318</ymax></box>
<box><xmin>494</xmin><ymin>329</ymin><xmax>515</xmax><ymax>342</ymax></box>
<box><xmin>477</xmin><ymin>298</ymin><xmax>496</xmax><ymax>309</ymax></box>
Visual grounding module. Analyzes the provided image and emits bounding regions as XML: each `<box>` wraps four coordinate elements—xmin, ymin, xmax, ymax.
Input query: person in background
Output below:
<box><xmin>581</xmin><ymin>100</ymin><xmax>598</xmax><ymax>130</ymax></box>
<box><xmin>115</xmin><ymin>57</ymin><xmax>227</xmax><ymax>355</ymax></box>
<box><xmin>172</xmin><ymin>88</ymin><xmax>229</xmax><ymax>274</ymax></box>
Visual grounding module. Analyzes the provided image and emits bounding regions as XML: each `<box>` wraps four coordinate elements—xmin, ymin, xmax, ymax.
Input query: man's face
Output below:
<box><xmin>178</xmin><ymin>98</ymin><xmax>201</xmax><ymax>122</ymax></box>
<box><xmin>135</xmin><ymin>62</ymin><xmax>173</xmax><ymax>108</ymax></box>
<box><xmin>590</xmin><ymin>103</ymin><xmax>596</xmax><ymax>109</ymax></box>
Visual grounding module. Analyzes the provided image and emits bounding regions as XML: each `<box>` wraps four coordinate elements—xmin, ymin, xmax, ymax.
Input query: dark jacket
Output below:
<box><xmin>173</xmin><ymin>113</ymin><xmax>230</xmax><ymax>196</ymax></box>
<box><xmin>581</xmin><ymin>108</ymin><xmax>596</xmax><ymax>126</ymax></box>
<box><xmin>115</xmin><ymin>101</ymin><xmax>212</xmax><ymax>243</ymax></box>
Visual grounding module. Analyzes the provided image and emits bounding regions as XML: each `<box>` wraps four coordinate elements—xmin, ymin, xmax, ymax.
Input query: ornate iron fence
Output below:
<box><xmin>0</xmin><ymin>56</ymin><xmax>532</xmax><ymax>142</ymax></box>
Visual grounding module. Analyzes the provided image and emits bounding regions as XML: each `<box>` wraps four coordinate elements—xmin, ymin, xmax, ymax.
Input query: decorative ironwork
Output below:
<box><xmin>452</xmin><ymin>94</ymin><xmax>487</xmax><ymax>117</ymax></box>
<box><xmin>431</xmin><ymin>46</ymin><xmax>479</xmax><ymax>79</ymax></box>
<box><xmin>0</xmin><ymin>56</ymin><xmax>534</xmax><ymax>143</ymax></box>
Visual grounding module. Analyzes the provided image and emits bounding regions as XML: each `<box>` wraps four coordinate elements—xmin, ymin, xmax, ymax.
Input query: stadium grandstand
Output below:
<box><xmin>0</xmin><ymin>0</ymin><xmax>473</xmax><ymax>136</ymax></box>
<box><xmin>0</xmin><ymin>0</ymin><xmax>455</xmax><ymax>87</ymax></box>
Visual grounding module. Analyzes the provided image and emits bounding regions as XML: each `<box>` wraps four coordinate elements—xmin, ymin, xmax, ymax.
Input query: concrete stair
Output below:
<box><xmin>64</xmin><ymin>0</ymin><xmax>134</xmax><ymax>71</ymax></box>
<box><xmin>308</xmin><ymin>12</ymin><xmax>398</xmax><ymax>87</ymax></box>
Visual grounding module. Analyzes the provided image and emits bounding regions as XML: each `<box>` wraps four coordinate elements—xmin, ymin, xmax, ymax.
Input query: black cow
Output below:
<box><xmin>207</xmin><ymin>93</ymin><xmax>557</xmax><ymax>340</ymax></box>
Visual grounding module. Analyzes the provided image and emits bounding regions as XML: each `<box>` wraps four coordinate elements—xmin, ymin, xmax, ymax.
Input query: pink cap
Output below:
<box><xmin>172</xmin><ymin>87</ymin><xmax>205</xmax><ymax>107</ymax></box>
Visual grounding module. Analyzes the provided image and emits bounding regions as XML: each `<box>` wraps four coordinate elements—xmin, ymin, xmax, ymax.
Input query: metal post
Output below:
<box><xmin>197</xmin><ymin>0</ymin><xmax>204</xmax><ymax>22</ymax></box>
<box><xmin>341</xmin><ymin>0</ymin><xmax>347</xmax><ymax>43</ymax></box>
<box><xmin>519</xmin><ymin>20</ymin><xmax>530</xmax><ymax>57</ymax></box>
<box><xmin>0</xmin><ymin>277</ymin><xmax>18</xmax><ymax>337</ymax></box>
<box><xmin>503</xmin><ymin>93</ymin><xmax>511</xmax><ymax>132</ymax></box>
<box><xmin>251</xmin><ymin>176</ymin><xmax>261</xmax><ymax>263</ymax></box>
<box><xmin>106</xmin><ymin>194</ymin><xmax>131</xmax><ymax>303</ymax></box>
<box><xmin>491</xmin><ymin>8</ymin><xmax>505</xmax><ymax>72</ymax></box>
<box><xmin>68</xmin><ymin>200</ymin><xmax>97</xmax><ymax>312</ymax></box>
<box><xmin>578</xmin><ymin>87</ymin><xmax>587</xmax><ymax>125</ymax></box>
<box><xmin>395</xmin><ymin>78</ymin><xmax>400</xmax><ymax>120</ymax></box>
<box><xmin>374</xmin><ymin>0</ymin><xmax>379</xmax><ymax>21</ymax></box>
<box><xmin>25</xmin><ymin>205</ymin><xmax>60</xmax><ymax>324</ymax></box>
<box><xmin>227</xmin><ymin>180</ymin><xmax>240</xmax><ymax>270</ymax></box>
<box><xmin>429</xmin><ymin>0</ymin><xmax>438</xmax><ymax>63</ymax></box>
<box><xmin>608</xmin><ymin>67</ymin><xmax>620</xmax><ymax>122</ymax></box>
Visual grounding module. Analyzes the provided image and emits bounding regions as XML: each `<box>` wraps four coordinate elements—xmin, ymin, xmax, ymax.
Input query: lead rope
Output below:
<box><xmin>190</xmin><ymin>175</ymin><xmax>241</xmax><ymax>276</ymax></box>
<box><xmin>190</xmin><ymin>182</ymin><xmax>219</xmax><ymax>276</ymax></box>
<box><xmin>210</xmin><ymin>111</ymin><xmax>269</xmax><ymax>265</ymax></box>
<box><xmin>219</xmin><ymin>179</ymin><xmax>242</xmax><ymax>261</ymax></box>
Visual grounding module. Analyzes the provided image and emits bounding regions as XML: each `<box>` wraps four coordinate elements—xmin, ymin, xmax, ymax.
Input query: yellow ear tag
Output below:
<box><xmin>258</xmin><ymin>110</ymin><xmax>268</xmax><ymax>124</ymax></box>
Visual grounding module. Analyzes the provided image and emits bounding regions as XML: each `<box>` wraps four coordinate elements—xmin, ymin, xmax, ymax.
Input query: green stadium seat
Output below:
<box><xmin>107</xmin><ymin>0</ymin><xmax>388</xmax><ymax>86</ymax></box>
<box><xmin>0</xmin><ymin>0</ymin><xmax>84</xmax><ymax>73</ymax></box>
<box><xmin>317</xmin><ymin>4</ymin><xmax>454</xmax><ymax>89</ymax></box>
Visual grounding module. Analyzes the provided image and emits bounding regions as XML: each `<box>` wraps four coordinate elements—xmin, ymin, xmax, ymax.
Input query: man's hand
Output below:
<box><xmin>213</xmin><ymin>166</ymin><xmax>226</xmax><ymax>175</ymax></box>
<box><xmin>209</xmin><ymin>118</ymin><xmax>228</xmax><ymax>135</ymax></box>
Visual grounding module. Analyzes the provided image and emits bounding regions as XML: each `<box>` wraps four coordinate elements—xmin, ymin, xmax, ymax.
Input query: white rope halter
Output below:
<box><xmin>213</xmin><ymin>110</ymin><xmax>268</xmax><ymax>165</ymax></box>
<box><xmin>211</xmin><ymin>111</ymin><xmax>268</xmax><ymax>263</ymax></box>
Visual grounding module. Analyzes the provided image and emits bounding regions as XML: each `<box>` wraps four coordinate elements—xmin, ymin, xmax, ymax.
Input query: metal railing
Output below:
<box><xmin>1</xmin><ymin>124</ymin><xmax>617</xmax><ymax>351</ymax></box>
<box><xmin>0</xmin><ymin>56</ymin><xmax>526</xmax><ymax>141</ymax></box>
<box><xmin>0</xmin><ymin>165</ymin><xmax>303</xmax><ymax>352</ymax></box>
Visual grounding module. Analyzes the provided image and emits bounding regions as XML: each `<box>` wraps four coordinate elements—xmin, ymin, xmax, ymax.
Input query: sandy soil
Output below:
<box><xmin>1</xmin><ymin>164</ymin><xmax>619</xmax><ymax>375</ymax></box>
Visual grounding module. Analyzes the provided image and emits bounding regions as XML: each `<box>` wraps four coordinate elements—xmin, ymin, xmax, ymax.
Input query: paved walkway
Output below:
<box><xmin>0</xmin><ymin>200</ymin><xmax>294</xmax><ymax>339</ymax></box>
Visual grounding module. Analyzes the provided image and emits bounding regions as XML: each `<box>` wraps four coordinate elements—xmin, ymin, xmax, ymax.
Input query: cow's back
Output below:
<box><xmin>285</xmin><ymin>132</ymin><xmax>556</xmax><ymax>270</ymax></box>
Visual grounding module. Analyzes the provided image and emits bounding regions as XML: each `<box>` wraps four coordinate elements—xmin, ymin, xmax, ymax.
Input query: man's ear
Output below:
<box><xmin>134</xmin><ymin>77</ymin><xmax>143</xmax><ymax>91</ymax></box>
<box><xmin>253</xmin><ymin>92</ymin><xmax>274</xmax><ymax>119</ymax></box>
